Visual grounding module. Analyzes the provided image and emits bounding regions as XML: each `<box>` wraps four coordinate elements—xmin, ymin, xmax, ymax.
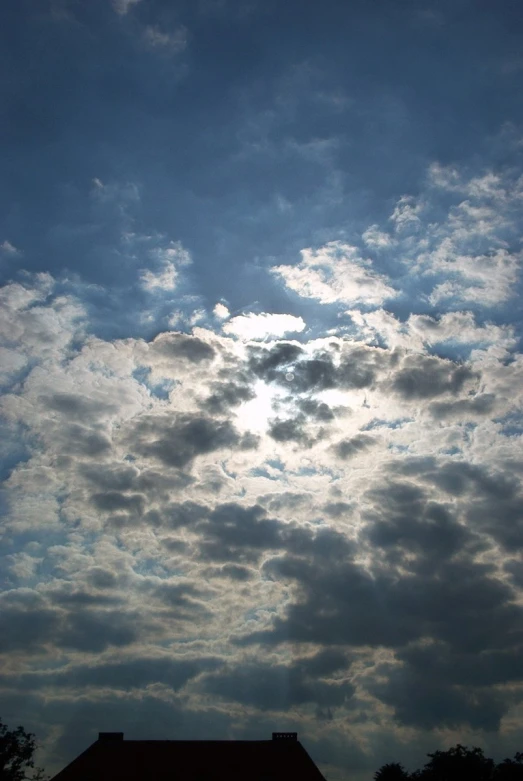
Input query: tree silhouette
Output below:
<box><xmin>374</xmin><ymin>745</ymin><xmax>523</xmax><ymax>781</ymax></box>
<box><xmin>494</xmin><ymin>753</ymin><xmax>523</xmax><ymax>780</ymax></box>
<box><xmin>415</xmin><ymin>744</ymin><xmax>495</xmax><ymax>780</ymax></box>
<box><xmin>0</xmin><ymin>719</ymin><xmax>47</xmax><ymax>781</ymax></box>
<box><xmin>374</xmin><ymin>762</ymin><xmax>411</xmax><ymax>780</ymax></box>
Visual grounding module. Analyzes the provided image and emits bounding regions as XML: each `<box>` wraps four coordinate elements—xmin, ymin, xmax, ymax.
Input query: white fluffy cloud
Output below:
<box><xmin>213</xmin><ymin>303</ymin><xmax>230</xmax><ymax>320</ymax></box>
<box><xmin>140</xmin><ymin>242</ymin><xmax>192</xmax><ymax>292</ymax></box>
<box><xmin>222</xmin><ymin>311</ymin><xmax>306</xmax><ymax>340</ymax></box>
<box><xmin>348</xmin><ymin>308</ymin><xmax>516</xmax><ymax>353</ymax></box>
<box><xmin>272</xmin><ymin>241</ymin><xmax>397</xmax><ymax>306</ymax></box>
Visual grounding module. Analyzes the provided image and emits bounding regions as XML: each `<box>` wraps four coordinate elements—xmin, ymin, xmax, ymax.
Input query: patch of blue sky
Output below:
<box><xmin>249</xmin><ymin>467</ymin><xmax>280</xmax><ymax>481</ymax></box>
<box><xmin>363</xmin><ymin>418</ymin><xmax>413</xmax><ymax>432</ymax></box>
<box><xmin>0</xmin><ymin>422</ymin><xmax>37</xmax><ymax>483</ymax></box>
<box><xmin>495</xmin><ymin>412</ymin><xmax>523</xmax><ymax>438</ymax></box>
<box><xmin>440</xmin><ymin>446</ymin><xmax>463</xmax><ymax>457</ymax></box>
<box><xmin>387</xmin><ymin>444</ymin><xmax>411</xmax><ymax>454</ymax></box>
<box><xmin>132</xmin><ymin>367</ymin><xmax>176</xmax><ymax>400</ymax></box>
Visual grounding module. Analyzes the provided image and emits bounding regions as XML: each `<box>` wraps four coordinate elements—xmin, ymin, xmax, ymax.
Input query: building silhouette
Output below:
<box><xmin>50</xmin><ymin>731</ymin><xmax>327</xmax><ymax>781</ymax></box>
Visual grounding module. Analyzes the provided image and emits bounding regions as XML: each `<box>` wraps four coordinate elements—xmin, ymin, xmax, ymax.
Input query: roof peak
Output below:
<box><xmin>97</xmin><ymin>732</ymin><xmax>299</xmax><ymax>743</ymax></box>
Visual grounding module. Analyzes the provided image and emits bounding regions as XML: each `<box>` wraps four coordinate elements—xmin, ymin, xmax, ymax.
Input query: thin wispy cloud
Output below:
<box><xmin>143</xmin><ymin>25</ymin><xmax>188</xmax><ymax>54</ymax></box>
<box><xmin>112</xmin><ymin>0</ymin><xmax>142</xmax><ymax>15</ymax></box>
<box><xmin>0</xmin><ymin>240</ymin><xmax>21</xmax><ymax>255</ymax></box>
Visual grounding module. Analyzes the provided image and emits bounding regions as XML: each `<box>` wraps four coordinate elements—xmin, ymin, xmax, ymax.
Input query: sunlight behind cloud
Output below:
<box><xmin>2</xmin><ymin>2</ymin><xmax>523</xmax><ymax>779</ymax></box>
<box><xmin>235</xmin><ymin>380</ymin><xmax>280</xmax><ymax>432</ymax></box>
<box><xmin>222</xmin><ymin>312</ymin><xmax>306</xmax><ymax>340</ymax></box>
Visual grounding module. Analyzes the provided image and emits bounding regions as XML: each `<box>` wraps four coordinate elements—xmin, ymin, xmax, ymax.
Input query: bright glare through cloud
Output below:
<box><xmin>235</xmin><ymin>380</ymin><xmax>279</xmax><ymax>431</ymax></box>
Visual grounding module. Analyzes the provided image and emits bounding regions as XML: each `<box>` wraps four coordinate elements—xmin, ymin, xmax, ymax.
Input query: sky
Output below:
<box><xmin>1</xmin><ymin>1</ymin><xmax>523</xmax><ymax>779</ymax></box>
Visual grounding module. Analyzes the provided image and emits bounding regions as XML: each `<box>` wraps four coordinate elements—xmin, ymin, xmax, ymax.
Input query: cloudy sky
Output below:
<box><xmin>1</xmin><ymin>1</ymin><xmax>523</xmax><ymax>779</ymax></box>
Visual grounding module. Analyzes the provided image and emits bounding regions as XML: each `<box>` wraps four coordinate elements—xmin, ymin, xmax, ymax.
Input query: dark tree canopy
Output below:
<box><xmin>375</xmin><ymin>745</ymin><xmax>523</xmax><ymax>781</ymax></box>
<box><xmin>374</xmin><ymin>762</ymin><xmax>411</xmax><ymax>780</ymax></box>
<box><xmin>0</xmin><ymin>719</ymin><xmax>46</xmax><ymax>781</ymax></box>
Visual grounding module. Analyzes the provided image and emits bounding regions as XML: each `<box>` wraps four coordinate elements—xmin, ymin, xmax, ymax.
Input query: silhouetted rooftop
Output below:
<box><xmin>50</xmin><ymin>731</ymin><xmax>327</xmax><ymax>781</ymax></box>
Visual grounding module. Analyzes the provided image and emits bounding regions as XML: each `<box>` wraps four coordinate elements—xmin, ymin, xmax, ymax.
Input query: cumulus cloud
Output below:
<box><xmin>222</xmin><ymin>312</ymin><xmax>306</xmax><ymax>340</ymax></box>
<box><xmin>348</xmin><ymin>309</ymin><xmax>516</xmax><ymax>355</ymax></box>
<box><xmin>140</xmin><ymin>242</ymin><xmax>191</xmax><ymax>292</ymax></box>
<box><xmin>140</xmin><ymin>261</ymin><xmax>178</xmax><ymax>291</ymax></box>
<box><xmin>2</xmin><ymin>237</ymin><xmax>523</xmax><ymax>778</ymax></box>
<box><xmin>272</xmin><ymin>241</ymin><xmax>397</xmax><ymax>306</ymax></box>
<box><xmin>389</xmin><ymin>195</ymin><xmax>424</xmax><ymax>232</ymax></box>
<box><xmin>213</xmin><ymin>302</ymin><xmax>230</xmax><ymax>320</ymax></box>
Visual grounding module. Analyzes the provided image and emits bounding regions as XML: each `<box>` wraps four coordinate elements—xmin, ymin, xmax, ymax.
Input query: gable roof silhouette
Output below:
<box><xmin>50</xmin><ymin>731</ymin><xmax>327</xmax><ymax>781</ymax></box>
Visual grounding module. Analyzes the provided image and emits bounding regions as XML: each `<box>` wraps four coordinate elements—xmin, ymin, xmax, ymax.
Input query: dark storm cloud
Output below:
<box><xmin>262</xmin><ymin>532</ymin><xmax>518</xmax><ymax>653</ymax></box>
<box><xmin>0</xmin><ymin>602</ymin><xmax>60</xmax><ymax>653</ymax></box>
<box><xmin>56</xmin><ymin>423</ymin><xmax>112</xmax><ymax>457</ymax></box>
<box><xmin>398</xmin><ymin>640</ymin><xmax>523</xmax><ymax>689</ymax></box>
<box><xmin>59</xmin><ymin>609</ymin><xmax>140</xmax><ymax>652</ymax></box>
<box><xmin>298</xmin><ymin>648</ymin><xmax>352</xmax><ymax>677</ymax></box>
<box><xmin>235</xmin><ymin>476</ymin><xmax>523</xmax><ymax>729</ymax></box>
<box><xmin>242</xmin><ymin>555</ymin><xmax>416</xmax><ymax>649</ymax></box>
<box><xmin>290</xmin><ymin>355</ymin><xmax>338</xmax><ymax>393</ymax></box>
<box><xmin>368</xmin><ymin>660</ymin><xmax>506</xmax><ymax>731</ymax></box>
<box><xmin>371</xmin><ymin>606</ymin><xmax>523</xmax><ymax>732</ymax></box>
<box><xmin>248</xmin><ymin>342</ymin><xmax>304</xmax><ymax>380</ymax></box>
<box><xmin>429</xmin><ymin>393</ymin><xmax>496</xmax><ymax>418</ymax></box>
<box><xmin>162</xmin><ymin>499</ymin><xmax>209</xmax><ymax>528</ymax></box>
<box><xmin>505</xmin><ymin>559</ymin><xmax>523</xmax><ymax>588</ymax></box>
<box><xmin>160</xmin><ymin>537</ymin><xmax>189</xmax><ymax>554</ymax></box>
<box><xmin>322</xmin><ymin>501</ymin><xmax>353</xmax><ymax>518</ymax></box>
<box><xmin>362</xmin><ymin>479</ymin><xmax>486</xmax><ymax>572</ymax></box>
<box><xmin>86</xmin><ymin>567</ymin><xmax>119</xmax><ymax>589</ymax></box>
<box><xmin>334</xmin><ymin>434</ymin><xmax>375</xmax><ymax>460</ymax></box>
<box><xmin>128</xmin><ymin>412</ymin><xmax>258</xmax><ymax>468</ymax></box>
<box><xmin>296</xmin><ymin>398</ymin><xmax>334</xmax><ymax>421</ymax></box>
<box><xmin>196</xmin><ymin>502</ymin><xmax>291</xmax><ymax>563</ymax></box>
<box><xmin>81</xmin><ymin>463</ymin><xmax>140</xmax><ymax>492</ymax></box>
<box><xmin>41</xmin><ymin>392</ymin><xmax>120</xmax><ymax>417</ymax></box>
<box><xmin>0</xmin><ymin>590</ymin><xmax>142</xmax><ymax>655</ymax></box>
<box><xmin>47</xmin><ymin>587</ymin><xmax>123</xmax><ymax>608</ymax></box>
<box><xmin>145</xmin><ymin>580</ymin><xmax>213</xmax><ymax>618</ymax></box>
<box><xmin>204</xmin><ymin>563</ymin><xmax>254</xmax><ymax>581</ymax></box>
<box><xmin>149</xmin><ymin>332</ymin><xmax>216</xmax><ymax>363</ymax></box>
<box><xmin>81</xmin><ymin>463</ymin><xmax>194</xmax><ymax>498</ymax></box>
<box><xmin>153</xmin><ymin>499</ymin><xmax>352</xmax><ymax>565</ymax></box>
<box><xmin>200</xmin><ymin>503</ymin><xmax>356</xmax><ymax>564</ymax></box>
<box><xmin>336</xmin><ymin>345</ymin><xmax>391</xmax><ymax>390</ymax></box>
<box><xmin>389</xmin><ymin>458</ymin><xmax>523</xmax><ymax>550</ymax></box>
<box><xmin>248</xmin><ymin>342</ymin><xmax>389</xmax><ymax>394</ymax></box>
<box><xmin>392</xmin><ymin>355</ymin><xmax>476</xmax><ymax>399</ymax></box>
<box><xmin>258</xmin><ymin>491</ymin><xmax>311</xmax><ymax>514</ymax></box>
<box><xmin>91</xmin><ymin>491</ymin><xmax>147</xmax><ymax>515</ymax></box>
<box><xmin>248</xmin><ymin>342</ymin><xmax>478</xmax><ymax>406</ymax></box>
<box><xmin>268</xmin><ymin>416</ymin><xmax>310</xmax><ymax>445</ymax></box>
<box><xmin>201</xmin><ymin>658</ymin><xmax>355</xmax><ymax>711</ymax></box>
<box><xmin>203</xmin><ymin>380</ymin><xmax>255</xmax><ymax>414</ymax></box>
<box><xmin>0</xmin><ymin>655</ymin><xmax>221</xmax><ymax>693</ymax></box>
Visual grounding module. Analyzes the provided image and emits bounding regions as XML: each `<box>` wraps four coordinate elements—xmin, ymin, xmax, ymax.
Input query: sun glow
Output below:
<box><xmin>236</xmin><ymin>380</ymin><xmax>280</xmax><ymax>432</ymax></box>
